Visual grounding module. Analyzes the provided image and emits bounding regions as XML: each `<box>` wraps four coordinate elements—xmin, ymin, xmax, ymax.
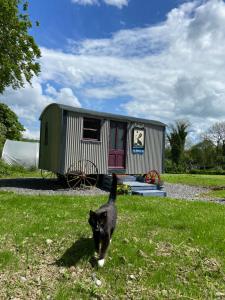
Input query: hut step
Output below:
<box><xmin>117</xmin><ymin>175</ymin><xmax>137</xmax><ymax>183</ymax></box>
<box><xmin>122</xmin><ymin>181</ymin><xmax>158</xmax><ymax>191</ymax></box>
<box><xmin>133</xmin><ymin>190</ymin><xmax>167</xmax><ymax>197</ymax></box>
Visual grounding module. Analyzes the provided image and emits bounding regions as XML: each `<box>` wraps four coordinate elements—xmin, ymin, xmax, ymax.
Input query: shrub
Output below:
<box><xmin>0</xmin><ymin>159</ymin><xmax>27</xmax><ymax>177</ymax></box>
<box><xmin>165</xmin><ymin>159</ymin><xmax>189</xmax><ymax>174</ymax></box>
<box><xmin>117</xmin><ymin>184</ymin><xmax>132</xmax><ymax>195</ymax></box>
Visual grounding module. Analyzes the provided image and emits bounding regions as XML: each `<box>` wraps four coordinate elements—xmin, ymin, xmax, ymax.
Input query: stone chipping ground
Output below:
<box><xmin>164</xmin><ymin>182</ymin><xmax>225</xmax><ymax>203</ymax></box>
<box><xmin>0</xmin><ymin>177</ymin><xmax>224</xmax><ymax>204</ymax></box>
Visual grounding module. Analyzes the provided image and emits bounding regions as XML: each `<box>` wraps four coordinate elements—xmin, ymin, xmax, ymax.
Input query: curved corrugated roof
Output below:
<box><xmin>40</xmin><ymin>103</ymin><xmax>166</xmax><ymax>127</ymax></box>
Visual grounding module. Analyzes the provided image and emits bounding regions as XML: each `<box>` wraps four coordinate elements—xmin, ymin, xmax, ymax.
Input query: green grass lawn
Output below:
<box><xmin>202</xmin><ymin>189</ymin><xmax>225</xmax><ymax>199</ymax></box>
<box><xmin>1</xmin><ymin>192</ymin><xmax>225</xmax><ymax>299</ymax></box>
<box><xmin>162</xmin><ymin>173</ymin><xmax>225</xmax><ymax>188</ymax></box>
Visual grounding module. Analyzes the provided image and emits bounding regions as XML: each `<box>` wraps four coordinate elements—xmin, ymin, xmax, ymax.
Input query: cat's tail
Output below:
<box><xmin>108</xmin><ymin>173</ymin><xmax>117</xmax><ymax>203</ymax></box>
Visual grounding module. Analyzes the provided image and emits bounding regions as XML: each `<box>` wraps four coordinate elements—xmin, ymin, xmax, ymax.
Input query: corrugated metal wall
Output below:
<box><xmin>126</xmin><ymin>123</ymin><xmax>164</xmax><ymax>174</ymax></box>
<box><xmin>39</xmin><ymin>105</ymin><xmax>165</xmax><ymax>175</ymax></box>
<box><xmin>63</xmin><ymin>112</ymin><xmax>164</xmax><ymax>175</ymax></box>
<box><xmin>63</xmin><ymin>111</ymin><xmax>109</xmax><ymax>174</ymax></box>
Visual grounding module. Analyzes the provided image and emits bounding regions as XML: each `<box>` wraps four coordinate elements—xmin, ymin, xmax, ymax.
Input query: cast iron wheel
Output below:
<box><xmin>41</xmin><ymin>169</ymin><xmax>56</xmax><ymax>179</ymax></box>
<box><xmin>66</xmin><ymin>160</ymin><xmax>99</xmax><ymax>189</ymax></box>
<box><xmin>144</xmin><ymin>169</ymin><xmax>161</xmax><ymax>185</ymax></box>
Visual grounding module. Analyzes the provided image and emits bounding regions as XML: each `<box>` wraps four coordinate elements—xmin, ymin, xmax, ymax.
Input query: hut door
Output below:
<box><xmin>108</xmin><ymin>121</ymin><xmax>127</xmax><ymax>169</ymax></box>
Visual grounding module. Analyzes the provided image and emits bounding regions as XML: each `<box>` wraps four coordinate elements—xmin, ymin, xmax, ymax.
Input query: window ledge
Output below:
<box><xmin>81</xmin><ymin>139</ymin><xmax>102</xmax><ymax>144</ymax></box>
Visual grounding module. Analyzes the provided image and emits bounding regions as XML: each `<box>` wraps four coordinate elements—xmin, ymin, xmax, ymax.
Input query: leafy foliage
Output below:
<box><xmin>0</xmin><ymin>159</ymin><xmax>39</xmax><ymax>177</ymax></box>
<box><xmin>167</xmin><ymin>120</ymin><xmax>189</xmax><ymax>165</ymax></box>
<box><xmin>188</xmin><ymin>139</ymin><xmax>216</xmax><ymax>169</ymax></box>
<box><xmin>0</xmin><ymin>159</ymin><xmax>25</xmax><ymax>177</ymax></box>
<box><xmin>165</xmin><ymin>120</ymin><xmax>225</xmax><ymax>173</ymax></box>
<box><xmin>206</xmin><ymin>121</ymin><xmax>225</xmax><ymax>147</ymax></box>
<box><xmin>117</xmin><ymin>184</ymin><xmax>132</xmax><ymax>195</ymax></box>
<box><xmin>0</xmin><ymin>103</ymin><xmax>24</xmax><ymax>150</ymax></box>
<box><xmin>0</xmin><ymin>0</ymin><xmax>41</xmax><ymax>94</ymax></box>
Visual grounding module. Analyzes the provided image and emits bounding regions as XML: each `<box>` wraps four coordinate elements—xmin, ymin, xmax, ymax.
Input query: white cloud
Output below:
<box><xmin>103</xmin><ymin>0</ymin><xmax>128</xmax><ymax>9</ymax></box>
<box><xmin>2</xmin><ymin>80</ymin><xmax>81</xmax><ymax>121</ymax></box>
<box><xmin>0</xmin><ymin>79</ymin><xmax>81</xmax><ymax>139</ymax></box>
<box><xmin>71</xmin><ymin>0</ymin><xmax>99</xmax><ymax>5</ymax></box>
<box><xmin>23</xmin><ymin>127</ymin><xmax>40</xmax><ymax>140</ymax></box>
<box><xmin>66</xmin><ymin>0</ymin><xmax>225</xmax><ymax>135</ymax></box>
<box><xmin>2</xmin><ymin>0</ymin><xmax>225</xmax><ymax>140</ymax></box>
<box><xmin>71</xmin><ymin>0</ymin><xmax>128</xmax><ymax>8</ymax></box>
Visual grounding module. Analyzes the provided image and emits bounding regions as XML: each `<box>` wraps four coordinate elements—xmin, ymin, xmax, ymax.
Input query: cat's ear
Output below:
<box><xmin>90</xmin><ymin>210</ymin><xmax>95</xmax><ymax>217</ymax></box>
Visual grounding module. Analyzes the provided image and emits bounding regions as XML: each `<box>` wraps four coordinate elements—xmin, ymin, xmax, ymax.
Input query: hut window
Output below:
<box><xmin>44</xmin><ymin>122</ymin><xmax>48</xmax><ymax>146</ymax></box>
<box><xmin>83</xmin><ymin>118</ymin><xmax>101</xmax><ymax>141</ymax></box>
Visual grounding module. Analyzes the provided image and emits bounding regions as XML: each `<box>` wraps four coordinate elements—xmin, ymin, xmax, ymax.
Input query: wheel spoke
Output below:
<box><xmin>86</xmin><ymin>175</ymin><xmax>96</xmax><ymax>180</ymax></box>
<box><xmin>68</xmin><ymin>175</ymin><xmax>80</xmax><ymax>183</ymax></box>
<box><xmin>73</xmin><ymin>178</ymin><xmax>81</xmax><ymax>188</ymax></box>
<box><xmin>85</xmin><ymin>178</ymin><xmax>93</xmax><ymax>186</ymax></box>
<box><xmin>67</xmin><ymin>160</ymin><xmax>98</xmax><ymax>189</ymax></box>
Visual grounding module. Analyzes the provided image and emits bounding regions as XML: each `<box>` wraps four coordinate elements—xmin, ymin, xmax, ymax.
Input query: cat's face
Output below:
<box><xmin>89</xmin><ymin>210</ymin><xmax>107</xmax><ymax>233</ymax></box>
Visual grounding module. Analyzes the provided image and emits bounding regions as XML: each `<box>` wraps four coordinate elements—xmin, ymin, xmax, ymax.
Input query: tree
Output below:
<box><xmin>0</xmin><ymin>0</ymin><xmax>41</xmax><ymax>94</ymax></box>
<box><xmin>205</xmin><ymin>121</ymin><xmax>225</xmax><ymax>151</ymax></box>
<box><xmin>189</xmin><ymin>139</ymin><xmax>216</xmax><ymax>169</ymax></box>
<box><xmin>167</xmin><ymin>120</ymin><xmax>190</xmax><ymax>165</ymax></box>
<box><xmin>0</xmin><ymin>103</ymin><xmax>24</xmax><ymax>149</ymax></box>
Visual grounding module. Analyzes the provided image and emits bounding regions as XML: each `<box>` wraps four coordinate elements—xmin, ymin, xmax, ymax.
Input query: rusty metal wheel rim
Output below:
<box><xmin>66</xmin><ymin>160</ymin><xmax>99</xmax><ymax>189</ymax></box>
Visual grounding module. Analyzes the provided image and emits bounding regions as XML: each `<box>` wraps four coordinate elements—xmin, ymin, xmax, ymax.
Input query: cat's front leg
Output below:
<box><xmin>98</xmin><ymin>234</ymin><xmax>110</xmax><ymax>267</ymax></box>
<box><xmin>93</xmin><ymin>231</ymin><xmax>100</xmax><ymax>256</ymax></box>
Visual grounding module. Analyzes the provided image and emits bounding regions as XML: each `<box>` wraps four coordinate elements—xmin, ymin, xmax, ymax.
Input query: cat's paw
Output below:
<box><xmin>98</xmin><ymin>259</ymin><xmax>105</xmax><ymax>267</ymax></box>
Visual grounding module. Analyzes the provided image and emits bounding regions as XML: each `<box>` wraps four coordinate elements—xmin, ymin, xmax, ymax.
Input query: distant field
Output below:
<box><xmin>0</xmin><ymin>192</ymin><xmax>225</xmax><ymax>299</ymax></box>
<box><xmin>162</xmin><ymin>173</ymin><xmax>225</xmax><ymax>188</ymax></box>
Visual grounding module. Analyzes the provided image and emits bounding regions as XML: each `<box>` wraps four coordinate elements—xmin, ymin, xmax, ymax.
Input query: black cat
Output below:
<box><xmin>89</xmin><ymin>174</ymin><xmax>117</xmax><ymax>267</ymax></box>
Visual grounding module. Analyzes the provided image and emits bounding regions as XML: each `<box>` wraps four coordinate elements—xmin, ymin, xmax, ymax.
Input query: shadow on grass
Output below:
<box><xmin>56</xmin><ymin>237</ymin><xmax>95</xmax><ymax>267</ymax></box>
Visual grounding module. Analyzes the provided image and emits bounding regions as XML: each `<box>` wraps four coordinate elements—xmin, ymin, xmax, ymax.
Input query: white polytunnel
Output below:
<box><xmin>1</xmin><ymin>139</ymin><xmax>39</xmax><ymax>168</ymax></box>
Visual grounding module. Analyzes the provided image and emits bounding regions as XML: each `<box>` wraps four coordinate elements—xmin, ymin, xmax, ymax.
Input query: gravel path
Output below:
<box><xmin>0</xmin><ymin>178</ymin><xmax>224</xmax><ymax>204</ymax></box>
<box><xmin>164</xmin><ymin>182</ymin><xmax>225</xmax><ymax>204</ymax></box>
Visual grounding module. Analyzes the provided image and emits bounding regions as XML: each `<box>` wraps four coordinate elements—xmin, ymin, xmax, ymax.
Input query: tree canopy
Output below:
<box><xmin>0</xmin><ymin>0</ymin><xmax>41</xmax><ymax>94</ymax></box>
<box><xmin>165</xmin><ymin>120</ymin><xmax>225</xmax><ymax>173</ymax></box>
<box><xmin>167</xmin><ymin>120</ymin><xmax>189</xmax><ymax>165</ymax></box>
<box><xmin>0</xmin><ymin>103</ymin><xmax>24</xmax><ymax>149</ymax></box>
<box><xmin>189</xmin><ymin>139</ymin><xmax>215</xmax><ymax>169</ymax></box>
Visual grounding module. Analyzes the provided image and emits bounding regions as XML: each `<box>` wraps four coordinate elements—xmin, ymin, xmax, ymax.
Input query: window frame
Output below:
<box><xmin>82</xmin><ymin>117</ymin><xmax>101</xmax><ymax>141</ymax></box>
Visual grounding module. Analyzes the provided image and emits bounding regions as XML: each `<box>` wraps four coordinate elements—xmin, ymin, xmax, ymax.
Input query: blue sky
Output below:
<box><xmin>29</xmin><ymin>0</ymin><xmax>185</xmax><ymax>48</ymax></box>
<box><xmin>1</xmin><ymin>0</ymin><xmax>225</xmax><ymax>140</ymax></box>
